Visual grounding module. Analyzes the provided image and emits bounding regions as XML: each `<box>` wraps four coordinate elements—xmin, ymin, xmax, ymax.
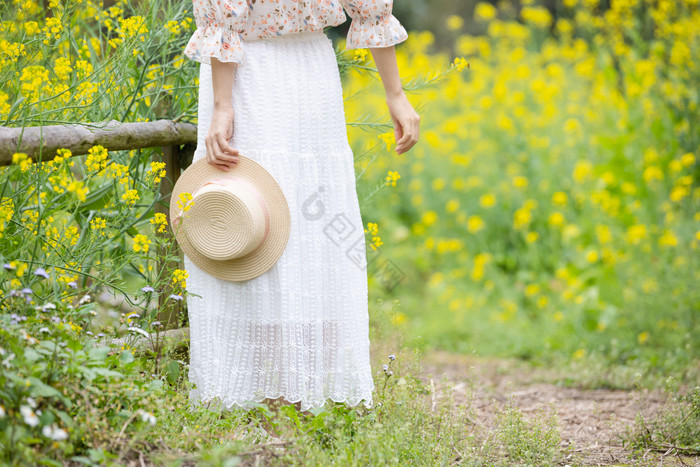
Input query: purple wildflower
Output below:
<box><xmin>169</xmin><ymin>294</ymin><xmax>183</xmax><ymax>301</ymax></box>
<box><xmin>141</xmin><ymin>286</ymin><xmax>155</xmax><ymax>293</ymax></box>
<box><xmin>67</xmin><ymin>281</ymin><xmax>78</xmax><ymax>289</ymax></box>
<box><xmin>34</xmin><ymin>267</ymin><xmax>49</xmax><ymax>279</ymax></box>
<box><xmin>3</xmin><ymin>263</ymin><xmax>15</xmax><ymax>270</ymax></box>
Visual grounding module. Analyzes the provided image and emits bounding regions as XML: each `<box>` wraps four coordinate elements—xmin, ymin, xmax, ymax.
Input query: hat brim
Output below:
<box><xmin>169</xmin><ymin>156</ymin><xmax>291</xmax><ymax>282</ymax></box>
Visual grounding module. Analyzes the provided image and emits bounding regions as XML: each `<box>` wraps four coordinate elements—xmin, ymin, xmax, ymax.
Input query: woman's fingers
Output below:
<box><xmin>396</xmin><ymin>114</ymin><xmax>420</xmax><ymax>154</ymax></box>
<box><xmin>386</xmin><ymin>93</ymin><xmax>421</xmax><ymax>155</ymax></box>
<box><xmin>203</xmin><ymin>108</ymin><xmax>240</xmax><ymax>171</ymax></box>
<box><xmin>217</xmin><ymin>135</ymin><xmax>240</xmax><ymax>159</ymax></box>
<box><xmin>204</xmin><ymin>134</ymin><xmax>239</xmax><ymax>171</ymax></box>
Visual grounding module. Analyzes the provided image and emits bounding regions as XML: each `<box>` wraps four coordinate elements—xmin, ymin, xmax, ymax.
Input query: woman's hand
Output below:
<box><xmin>386</xmin><ymin>90</ymin><xmax>420</xmax><ymax>154</ymax></box>
<box><xmin>205</xmin><ymin>106</ymin><xmax>240</xmax><ymax>172</ymax></box>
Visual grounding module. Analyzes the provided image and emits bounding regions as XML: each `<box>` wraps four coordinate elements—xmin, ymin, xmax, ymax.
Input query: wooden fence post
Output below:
<box><xmin>156</xmin><ymin>142</ymin><xmax>195</xmax><ymax>330</ymax></box>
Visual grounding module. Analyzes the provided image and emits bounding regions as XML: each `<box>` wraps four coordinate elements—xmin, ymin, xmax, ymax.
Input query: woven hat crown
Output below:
<box><xmin>175</xmin><ymin>177</ymin><xmax>271</xmax><ymax>261</ymax></box>
<box><xmin>170</xmin><ymin>156</ymin><xmax>291</xmax><ymax>282</ymax></box>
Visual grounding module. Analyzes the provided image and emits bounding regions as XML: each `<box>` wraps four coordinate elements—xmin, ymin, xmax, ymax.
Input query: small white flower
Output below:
<box><xmin>26</xmin><ymin>397</ymin><xmax>37</xmax><ymax>408</ymax></box>
<box><xmin>126</xmin><ymin>312</ymin><xmax>140</xmax><ymax>319</ymax></box>
<box><xmin>127</xmin><ymin>326</ymin><xmax>150</xmax><ymax>338</ymax></box>
<box><xmin>2</xmin><ymin>352</ymin><xmax>16</xmax><ymax>369</ymax></box>
<box><xmin>39</xmin><ymin>327</ymin><xmax>50</xmax><ymax>334</ymax></box>
<box><xmin>136</xmin><ymin>408</ymin><xmax>157</xmax><ymax>426</ymax></box>
<box><xmin>78</xmin><ymin>294</ymin><xmax>91</xmax><ymax>305</ymax></box>
<box><xmin>20</xmin><ymin>405</ymin><xmax>39</xmax><ymax>427</ymax></box>
<box><xmin>0</xmin><ymin>405</ymin><xmax>6</xmax><ymax>418</ymax></box>
<box><xmin>42</xmin><ymin>423</ymin><xmax>68</xmax><ymax>441</ymax></box>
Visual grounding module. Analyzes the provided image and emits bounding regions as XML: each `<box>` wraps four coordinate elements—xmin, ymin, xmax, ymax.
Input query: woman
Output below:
<box><xmin>181</xmin><ymin>0</ymin><xmax>420</xmax><ymax>431</ymax></box>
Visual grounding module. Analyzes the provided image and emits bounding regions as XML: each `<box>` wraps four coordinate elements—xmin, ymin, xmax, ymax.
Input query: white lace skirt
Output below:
<box><xmin>184</xmin><ymin>30</ymin><xmax>375</xmax><ymax>412</ymax></box>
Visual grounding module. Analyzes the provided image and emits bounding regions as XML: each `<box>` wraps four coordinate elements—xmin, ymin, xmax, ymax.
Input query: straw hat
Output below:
<box><xmin>169</xmin><ymin>156</ymin><xmax>291</xmax><ymax>282</ymax></box>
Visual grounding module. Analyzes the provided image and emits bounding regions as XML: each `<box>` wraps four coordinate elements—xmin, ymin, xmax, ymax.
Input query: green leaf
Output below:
<box><xmin>54</xmin><ymin>409</ymin><xmax>74</xmax><ymax>428</ymax></box>
<box><xmin>79</xmin><ymin>367</ymin><xmax>96</xmax><ymax>381</ymax></box>
<box><xmin>88</xmin><ymin>346</ymin><xmax>111</xmax><ymax>363</ymax></box>
<box><xmin>91</xmin><ymin>367</ymin><xmax>124</xmax><ymax>379</ymax></box>
<box><xmin>119</xmin><ymin>350</ymin><xmax>134</xmax><ymax>365</ymax></box>
<box><xmin>23</xmin><ymin>348</ymin><xmax>42</xmax><ymax>363</ymax></box>
<box><xmin>78</xmin><ymin>182</ymin><xmax>114</xmax><ymax>212</ymax></box>
<box><xmin>27</xmin><ymin>377</ymin><xmax>62</xmax><ymax>398</ymax></box>
<box><xmin>147</xmin><ymin>379</ymin><xmax>164</xmax><ymax>390</ymax></box>
<box><xmin>164</xmin><ymin>359</ymin><xmax>180</xmax><ymax>385</ymax></box>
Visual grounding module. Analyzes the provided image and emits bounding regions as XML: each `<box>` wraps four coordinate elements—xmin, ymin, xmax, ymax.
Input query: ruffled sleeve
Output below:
<box><xmin>338</xmin><ymin>0</ymin><xmax>408</xmax><ymax>49</ymax></box>
<box><xmin>184</xmin><ymin>0</ymin><xmax>249</xmax><ymax>66</ymax></box>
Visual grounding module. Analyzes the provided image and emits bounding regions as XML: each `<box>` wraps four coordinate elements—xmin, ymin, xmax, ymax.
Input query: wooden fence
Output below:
<box><xmin>0</xmin><ymin>119</ymin><xmax>197</xmax><ymax>331</ymax></box>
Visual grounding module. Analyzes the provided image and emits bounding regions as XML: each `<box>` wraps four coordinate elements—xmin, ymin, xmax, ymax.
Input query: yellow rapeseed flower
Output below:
<box><xmin>90</xmin><ymin>217</ymin><xmax>107</xmax><ymax>233</ymax></box>
<box><xmin>150</xmin><ymin>213</ymin><xmax>168</xmax><ymax>233</ymax></box>
<box><xmin>680</xmin><ymin>152</ymin><xmax>695</xmax><ymax>167</ymax></box>
<box><xmin>445</xmin><ymin>199</ymin><xmax>460</xmax><ymax>213</ymax></box>
<box><xmin>513</xmin><ymin>207</ymin><xmax>531</xmax><ymax>230</ymax></box>
<box><xmin>637</xmin><ymin>331</ymin><xmax>650</xmax><ymax>344</ymax></box>
<box><xmin>446</xmin><ymin>15</ymin><xmax>464</xmax><ymax>31</ymax></box>
<box><xmin>586</xmin><ymin>250</ymin><xmax>599</xmax><ymax>263</ymax></box>
<box><xmin>452</xmin><ymin>57</ymin><xmax>469</xmax><ymax>71</ymax></box>
<box><xmin>474</xmin><ymin>2</ymin><xmax>497</xmax><ymax>21</ymax></box>
<box><xmin>86</xmin><ymin>145</ymin><xmax>109</xmax><ymax>173</ymax></box>
<box><xmin>512</xmin><ymin>176</ymin><xmax>528</xmax><ymax>188</ymax></box>
<box><xmin>132</xmin><ymin>234</ymin><xmax>151</xmax><ymax>253</ymax></box>
<box><xmin>658</xmin><ymin>229</ymin><xmax>677</xmax><ymax>247</ymax></box>
<box><xmin>627</xmin><ymin>224</ymin><xmax>647</xmax><ymax>244</ymax></box>
<box><xmin>552</xmin><ymin>191</ymin><xmax>568</xmax><ymax>205</ymax></box>
<box><xmin>122</xmin><ymin>189</ymin><xmax>139</xmax><ymax>207</ymax></box>
<box><xmin>390</xmin><ymin>311</ymin><xmax>407</xmax><ymax>326</ymax></box>
<box><xmin>364</xmin><ymin>222</ymin><xmax>378</xmax><ymax>236</ymax></box>
<box><xmin>467</xmin><ymin>215</ymin><xmax>485</xmax><ymax>232</ymax></box>
<box><xmin>177</xmin><ymin>192</ymin><xmax>194</xmax><ymax>211</ymax></box>
<box><xmin>353</xmin><ymin>48</ymin><xmax>368</xmax><ymax>62</ymax></box>
<box><xmin>479</xmin><ymin>193</ymin><xmax>496</xmax><ymax>208</ymax></box>
<box><xmin>172</xmin><ymin>269</ymin><xmax>189</xmax><ymax>289</ymax></box>
<box><xmin>377</xmin><ymin>132</ymin><xmax>395</xmax><ymax>151</ymax></box>
<box><xmin>422</xmin><ymin>211</ymin><xmax>438</xmax><ymax>226</ymax></box>
<box><xmin>643</xmin><ymin>165</ymin><xmax>663</xmax><ymax>182</ymax></box>
<box><xmin>385</xmin><ymin>170</ymin><xmax>400</xmax><ymax>187</ymax></box>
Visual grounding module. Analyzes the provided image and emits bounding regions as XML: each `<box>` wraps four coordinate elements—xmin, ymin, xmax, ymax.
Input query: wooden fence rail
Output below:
<box><xmin>0</xmin><ymin>119</ymin><xmax>198</xmax><ymax>330</ymax></box>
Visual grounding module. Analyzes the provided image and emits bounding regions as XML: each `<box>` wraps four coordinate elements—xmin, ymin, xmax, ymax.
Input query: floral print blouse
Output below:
<box><xmin>184</xmin><ymin>0</ymin><xmax>408</xmax><ymax>66</ymax></box>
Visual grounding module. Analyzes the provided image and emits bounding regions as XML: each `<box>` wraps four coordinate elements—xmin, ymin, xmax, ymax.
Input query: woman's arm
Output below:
<box><xmin>206</xmin><ymin>58</ymin><xmax>240</xmax><ymax>172</ymax></box>
<box><xmin>370</xmin><ymin>46</ymin><xmax>420</xmax><ymax>155</ymax></box>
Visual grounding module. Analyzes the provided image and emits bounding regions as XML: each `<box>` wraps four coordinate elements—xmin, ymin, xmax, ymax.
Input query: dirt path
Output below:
<box><xmin>420</xmin><ymin>350</ymin><xmax>689</xmax><ymax>466</ymax></box>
